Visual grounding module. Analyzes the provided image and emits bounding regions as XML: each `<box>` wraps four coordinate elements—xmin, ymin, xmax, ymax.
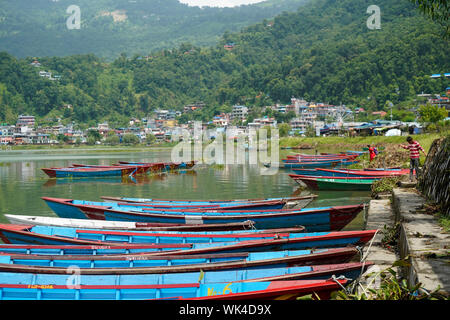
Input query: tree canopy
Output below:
<box><xmin>0</xmin><ymin>0</ymin><xmax>449</xmax><ymax>125</ymax></box>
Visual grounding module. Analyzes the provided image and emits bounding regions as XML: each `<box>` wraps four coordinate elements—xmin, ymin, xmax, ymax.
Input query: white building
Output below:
<box><xmin>230</xmin><ymin>105</ymin><xmax>248</xmax><ymax>121</ymax></box>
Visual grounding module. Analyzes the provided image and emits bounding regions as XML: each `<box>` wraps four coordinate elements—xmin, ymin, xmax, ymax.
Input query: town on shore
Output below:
<box><xmin>1</xmin><ymin>91</ymin><xmax>449</xmax><ymax>147</ymax></box>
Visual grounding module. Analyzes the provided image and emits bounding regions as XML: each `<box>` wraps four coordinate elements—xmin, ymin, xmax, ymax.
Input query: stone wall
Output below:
<box><xmin>418</xmin><ymin>136</ymin><xmax>450</xmax><ymax>216</ymax></box>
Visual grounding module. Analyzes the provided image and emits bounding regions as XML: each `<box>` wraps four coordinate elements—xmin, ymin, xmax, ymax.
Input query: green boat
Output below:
<box><xmin>289</xmin><ymin>174</ymin><xmax>378</xmax><ymax>191</ymax></box>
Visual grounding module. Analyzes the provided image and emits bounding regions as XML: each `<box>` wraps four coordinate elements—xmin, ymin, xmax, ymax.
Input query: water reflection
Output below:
<box><xmin>42</xmin><ymin>170</ymin><xmax>198</xmax><ymax>187</ymax></box>
<box><xmin>0</xmin><ymin>149</ymin><xmax>371</xmax><ymax>230</ymax></box>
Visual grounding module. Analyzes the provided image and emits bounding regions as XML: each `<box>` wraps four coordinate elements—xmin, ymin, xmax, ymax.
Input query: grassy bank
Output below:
<box><xmin>279</xmin><ymin>133</ymin><xmax>446</xmax><ymax>152</ymax></box>
<box><xmin>280</xmin><ymin>132</ymin><xmax>449</xmax><ymax>169</ymax></box>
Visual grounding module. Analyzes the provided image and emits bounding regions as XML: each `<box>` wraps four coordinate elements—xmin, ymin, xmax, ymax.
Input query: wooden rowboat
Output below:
<box><xmin>41</xmin><ymin>196</ymin><xmax>291</xmax><ymax>213</ymax></box>
<box><xmin>4</xmin><ymin>215</ymin><xmax>259</xmax><ymax>232</ymax></box>
<box><xmin>71</xmin><ymin>163</ymin><xmax>152</xmax><ymax>175</ymax></box>
<box><xmin>0</xmin><ymin>278</ymin><xmax>347</xmax><ymax>300</ymax></box>
<box><xmin>0</xmin><ymin>262</ymin><xmax>369</xmax><ymax>287</ymax></box>
<box><xmin>119</xmin><ymin>161</ymin><xmax>197</xmax><ymax>171</ymax></box>
<box><xmin>279</xmin><ymin>161</ymin><xmax>341</xmax><ymax>169</ymax></box>
<box><xmin>292</xmin><ymin>168</ymin><xmax>408</xmax><ymax>178</ymax></box>
<box><xmin>99</xmin><ymin>195</ymin><xmax>317</xmax><ymax>205</ymax></box>
<box><xmin>0</xmin><ymin>244</ymin><xmax>356</xmax><ymax>258</ymax></box>
<box><xmin>0</xmin><ymin>224</ymin><xmax>377</xmax><ymax>254</ymax></box>
<box><xmin>314</xmin><ymin>168</ymin><xmax>408</xmax><ymax>178</ymax></box>
<box><xmin>289</xmin><ymin>174</ymin><xmax>378</xmax><ymax>191</ymax></box>
<box><xmin>41</xmin><ymin>166</ymin><xmax>137</xmax><ymax>178</ymax></box>
<box><xmin>0</xmin><ymin>224</ymin><xmax>308</xmax><ymax>246</ymax></box>
<box><xmin>41</xmin><ymin>197</ymin><xmax>364</xmax><ymax>231</ymax></box>
<box><xmin>0</xmin><ymin>248</ymin><xmax>364</xmax><ymax>274</ymax></box>
<box><xmin>0</xmin><ymin>243</ymin><xmax>193</xmax><ymax>256</ymax></box>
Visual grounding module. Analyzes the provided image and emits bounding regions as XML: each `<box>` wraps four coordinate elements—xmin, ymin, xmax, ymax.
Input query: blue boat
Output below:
<box><xmin>0</xmin><ymin>248</ymin><xmax>362</xmax><ymax>274</ymax></box>
<box><xmin>345</xmin><ymin>150</ymin><xmax>367</xmax><ymax>155</ymax></box>
<box><xmin>0</xmin><ymin>278</ymin><xmax>347</xmax><ymax>300</ymax></box>
<box><xmin>41</xmin><ymin>166</ymin><xmax>134</xmax><ymax>178</ymax></box>
<box><xmin>0</xmin><ymin>261</ymin><xmax>369</xmax><ymax>288</ymax></box>
<box><xmin>100</xmin><ymin>206</ymin><xmax>363</xmax><ymax>231</ymax></box>
<box><xmin>291</xmin><ymin>169</ymin><xmax>321</xmax><ymax>176</ymax></box>
<box><xmin>281</xmin><ymin>161</ymin><xmax>342</xmax><ymax>169</ymax></box>
<box><xmin>41</xmin><ymin>197</ymin><xmax>288</xmax><ymax>212</ymax></box>
<box><xmin>282</xmin><ymin>158</ymin><xmax>345</xmax><ymax>163</ymax></box>
<box><xmin>291</xmin><ymin>168</ymin><xmax>408</xmax><ymax>177</ymax></box>
<box><xmin>0</xmin><ymin>243</ymin><xmax>192</xmax><ymax>256</ymax></box>
<box><xmin>0</xmin><ymin>224</ymin><xmax>377</xmax><ymax>254</ymax></box>
<box><xmin>100</xmin><ymin>195</ymin><xmax>314</xmax><ymax>205</ymax></box>
<box><xmin>42</xmin><ymin>198</ymin><xmax>364</xmax><ymax>232</ymax></box>
<box><xmin>0</xmin><ymin>224</ymin><xmax>303</xmax><ymax>245</ymax></box>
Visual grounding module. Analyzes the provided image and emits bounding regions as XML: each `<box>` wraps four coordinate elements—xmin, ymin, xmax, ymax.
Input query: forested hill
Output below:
<box><xmin>0</xmin><ymin>0</ymin><xmax>449</xmax><ymax>126</ymax></box>
<box><xmin>0</xmin><ymin>0</ymin><xmax>308</xmax><ymax>59</ymax></box>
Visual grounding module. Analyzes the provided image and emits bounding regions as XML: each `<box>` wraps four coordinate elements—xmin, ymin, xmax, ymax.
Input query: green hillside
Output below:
<box><xmin>0</xmin><ymin>0</ymin><xmax>308</xmax><ymax>59</ymax></box>
<box><xmin>0</xmin><ymin>0</ymin><xmax>448</xmax><ymax>126</ymax></box>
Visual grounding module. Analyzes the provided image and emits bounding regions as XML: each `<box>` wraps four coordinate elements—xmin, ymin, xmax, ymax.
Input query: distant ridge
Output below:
<box><xmin>0</xmin><ymin>0</ymin><xmax>308</xmax><ymax>59</ymax></box>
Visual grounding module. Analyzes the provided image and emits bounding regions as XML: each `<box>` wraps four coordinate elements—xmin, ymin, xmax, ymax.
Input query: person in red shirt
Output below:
<box><xmin>368</xmin><ymin>145</ymin><xmax>376</xmax><ymax>162</ymax></box>
<box><xmin>400</xmin><ymin>136</ymin><xmax>427</xmax><ymax>181</ymax></box>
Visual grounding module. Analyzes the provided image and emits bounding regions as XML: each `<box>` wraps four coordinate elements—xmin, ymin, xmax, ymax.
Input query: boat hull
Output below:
<box><xmin>42</xmin><ymin>198</ymin><xmax>364</xmax><ymax>232</ymax></box>
<box><xmin>290</xmin><ymin>175</ymin><xmax>376</xmax><ymax>191</ymax></box>
<box><xmin>0</xmin><ymin>225</ymin><xmax>377</xmax><ymax>255</ymax></box>
<box><xmin>0</xmin><ymin>248</ymin><xmax>364</xmax><ymax>275</ymax></box>
<box><xmin>0</xmin><ymin>279</ymin><xmax>346</xmax><ymax>300</ymax></box>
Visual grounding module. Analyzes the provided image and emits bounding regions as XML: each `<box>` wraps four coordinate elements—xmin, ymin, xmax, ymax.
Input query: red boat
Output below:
<box><xmin>119</xmin><ymin>161</ymin><xmax>197</xmax><ymax>171</ymax></box>
<box><xmin>315</xmin><ymin>168</ymin><xmax>409</xmax><ymax>177</ymax></box>
<box><xmin>71</xmin><ymin>163</ymin><xmax>152</xmax><ymax>175</ymax></box>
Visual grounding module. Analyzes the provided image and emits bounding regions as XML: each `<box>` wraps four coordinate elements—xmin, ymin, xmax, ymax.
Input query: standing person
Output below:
<box><xmin>400</xmin><ymin>136</ymin><xmax>427</xmax><ymax>181</ymax></box>
<box><xmin>368</xmin><ymin>145</ymin><xmax>376</xmax><ymax>162</ymax></box>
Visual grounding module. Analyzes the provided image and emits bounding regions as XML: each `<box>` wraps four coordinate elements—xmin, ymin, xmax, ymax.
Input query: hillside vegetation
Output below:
<box><xmin>0</xmin><ymin>0</ymin><xmax>308</xmax><ymax>59</ymax></box>
<box><xmin>0</xmin><ymin>0</ymin><xmax>449</xmax><ymax>126</ymax></box>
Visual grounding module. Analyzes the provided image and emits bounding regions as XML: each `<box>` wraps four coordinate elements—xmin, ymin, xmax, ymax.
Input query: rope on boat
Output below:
<box><xmin>331</xmin><ymin>275</ymin><xmax>350</xmax><ymax>294</ymax></box>
<box><xmin>347</xmin><ymin>229</ymin><xmax>380</xmax><ymax>296</ymax></box>
<box><xmin>360</xmin><ymin>229</ymin><xmax>379</xmax><ymax>263</ymax></box>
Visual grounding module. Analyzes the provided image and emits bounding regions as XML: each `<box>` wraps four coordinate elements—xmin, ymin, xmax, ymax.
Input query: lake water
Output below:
<box><xmin>0</xmin><ymin>148</ymin><xmax>371</xmax><ymax>230</ymax></box>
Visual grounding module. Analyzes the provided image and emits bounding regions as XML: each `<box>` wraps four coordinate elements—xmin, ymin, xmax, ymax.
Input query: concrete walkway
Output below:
<box><xmin>361</xmin><ymin>188</ymin><xmax>449</xmax><ymax>296</ymax></box>
<box><xmin>358</xmin><ymin>199</ymin><xmax>398</xmax><ymax>292</ymax></box>
<box><xmin>392</xmin><ymin>188</ymin><xmax>450</xmax><ymax>294</ymax></box>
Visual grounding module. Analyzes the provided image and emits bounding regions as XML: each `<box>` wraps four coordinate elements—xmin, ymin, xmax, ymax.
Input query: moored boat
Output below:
<box><xmin>280</xmin><ymin>161</ymin><xmax>342</xmax><ymax>169</ymax></box>
<box><xmin>119</xmin><ymin>161</ymin><xmax>197</xmax><ymax>171</ymax></box>
<box><xmin>99</xmin><ymin>195</ymin><xmax>317</xmax><ymax>205</ymax></box>
<box><xmin>0</xmin><ymin>223</ymin><xmax>308</xmax><ymax>246</ymax></box>
<box><xmin>0</xmin><ymin>224</ymin><xmax>377</xmax><ymax>254</ymax></box>
<box><xmin>4</xmin><ymin>215</ymin><xmax>258</xmax><ymax>232</ymax></box>
<box><xmin>0</xmin><ymin>278</ymin><xmax>347</xmax><ymax>300</ymax></box>
<box><xmin>41</xmin><ymin>197</ymin><xmax>364</xmax><ymax>231</ymax></box>
<box><xmin>71</xmin><ymin>163</ymin><xmax>152</xmax><ymax>175</ymax></box>
<box><xmin>0</xmin><ymin>248</ymin><xmax>366</xmax><ymax>274</ymax></box>
<box><xmin>289</xmin><ymin>174</ymin><xmax>378</xmax><ymax>191</ymax></box>
<box><xmin>0</xmin><ymin>261</ymin><xmax>369</xmax><ymax>285</ymax></box>
<box><xmin>291</xmin><ymin>168</ymin><xmax>409</xmax><ymax>178</ymax></box>
<box><xmin>41</xmin><ymin>197</ymin><xmax>292</xmax><ymax>214</ymax></box>
<box><xmin>41</xmin><ymin>166</ymin><xmax>137</xmax><ymax>178</ymax></box>
<box><xmin>0</xmin><ymin>244</ymin><xmax>358</xmax><ymax>258</ymax></box>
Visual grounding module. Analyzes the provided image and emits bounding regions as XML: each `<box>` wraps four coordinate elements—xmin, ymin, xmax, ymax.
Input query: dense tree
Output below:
<box><xmin>418</xmin><ymin>104</ymin><xmax>448</xmax><ymax>124</ymax></box>
<box><xmin>409</xmin><ymin>0</ymin><xmax>449</xmax><ymax>38</ymax></box>
<box><xmin>0</xmin><ymin>0</ymin><xmax>448</xmax><ymax>125</ymax></box>
<box><xmin>122</xmin><ymin>133</ymin><xmax>140</xmax><ymax>145</ymax></box>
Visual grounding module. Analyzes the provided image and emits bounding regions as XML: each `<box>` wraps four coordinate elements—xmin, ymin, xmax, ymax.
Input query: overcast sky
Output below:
<box><xmin>179</xmin><ymin>0</ymin><xmax>267</xmax><ymax>8</ymax></box>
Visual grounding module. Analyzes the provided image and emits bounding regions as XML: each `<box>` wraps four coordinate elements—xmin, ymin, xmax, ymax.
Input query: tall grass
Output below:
<box><xmin>280</xmin><ymin>133</ymin><xmax>446</xmax><ymax>152</ymax></box>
